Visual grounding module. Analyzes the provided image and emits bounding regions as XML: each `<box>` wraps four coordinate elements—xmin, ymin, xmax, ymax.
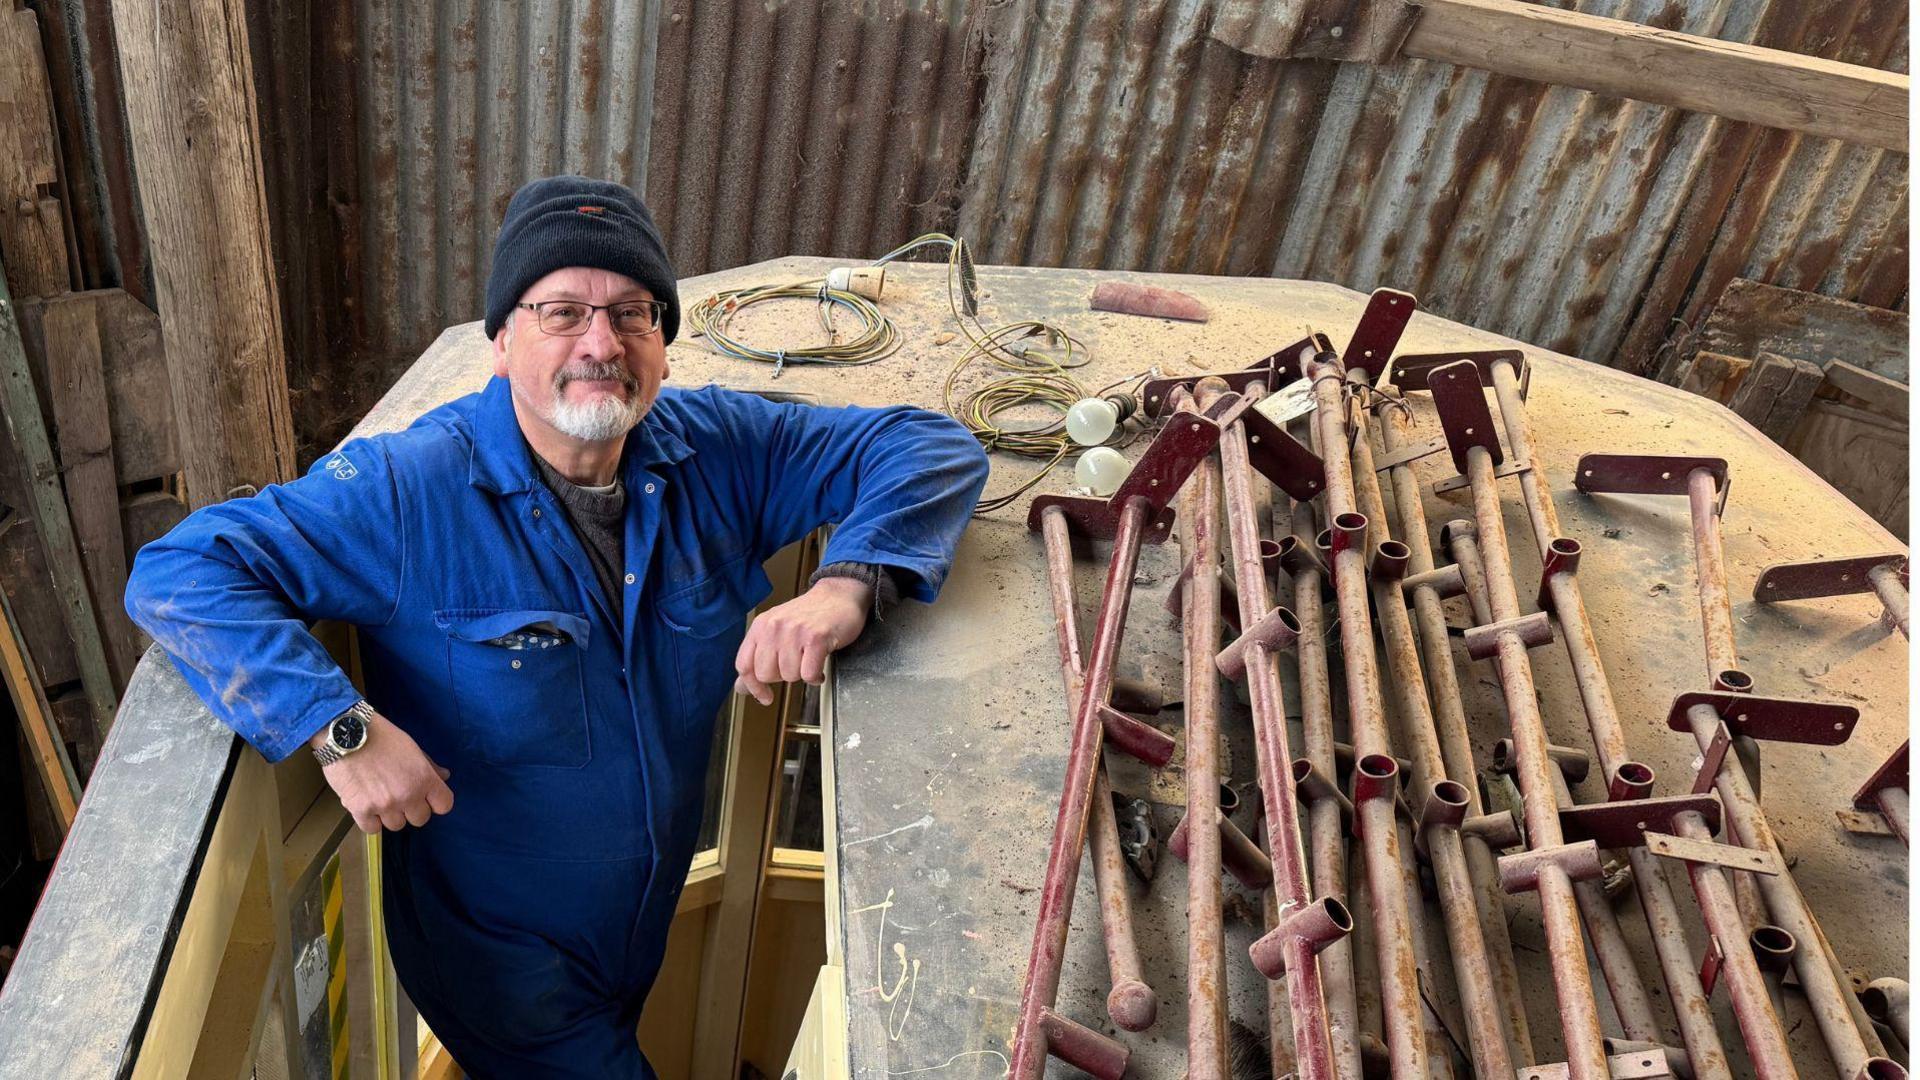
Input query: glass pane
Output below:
<box><xmin>693</xmin><ymin>698</ymin><xmax>733</xmax><ymax>854</ymax></box>
<box><xmin>773</xmin><ymin>685</ymin><xmax>824</xmax><ymax>852</ymax></box>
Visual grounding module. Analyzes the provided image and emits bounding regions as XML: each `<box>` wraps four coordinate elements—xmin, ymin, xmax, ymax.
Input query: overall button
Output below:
<box><xmin>624</xmin><ymin>572</ymin><xmax>637</xmax><ymax>585</ymax></box>
<box><xmin>643</xmin><ymin>483</ymin><xmax>656</xmax><ymax>494</ymax></box>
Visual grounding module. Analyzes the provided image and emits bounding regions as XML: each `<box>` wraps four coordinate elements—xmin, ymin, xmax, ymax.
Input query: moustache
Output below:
<box><xmin>553</xmin><ymin>362</ymin><xmax>639</xmax><ymax>393</ymax></box>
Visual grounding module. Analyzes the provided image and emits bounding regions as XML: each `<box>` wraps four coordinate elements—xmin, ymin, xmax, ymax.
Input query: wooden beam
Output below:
<box><xmin>1823</xmin><ymin>360</ymin><xmax>1908</xmax><ymax>423</ymax></box>
<box><xmin>23</xmin><ymin>295</ymin><xmax>145</xmax><ymax>686</ymax></box>
<box><xmin>109</xmin><ymin>0</ymin><xmax>298</xmax><ymax>504</ymax></box>
<box><xmin>1677</xmin><ymin>351</ymin><xmax>1752</xmax><ymax>404</ymax></box>
<box><xmin>1403</xmin><ymin>0</ymin><xmax>1908</xmax><ymax>152</ymax></box>
<box><xmin>1729</xmin><ymin>351</ymin><xmax>1826</xmax><ymax>443</ymax></box>
<box><xmin>0</xmin><ymin>10</ymin><xmax>72</xmax><ymax>300</ymax></box>
<box><xmin>0</xmin><ymin>270</ymin><xmax>119</xmax><ymax>730</ymax></box>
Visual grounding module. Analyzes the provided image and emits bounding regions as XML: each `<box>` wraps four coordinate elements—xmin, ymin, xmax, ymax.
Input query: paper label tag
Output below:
<box><xmin>1253</xmin><ymin>376</ymin><xmax>1316</xmax><ymax>426</ymax></box>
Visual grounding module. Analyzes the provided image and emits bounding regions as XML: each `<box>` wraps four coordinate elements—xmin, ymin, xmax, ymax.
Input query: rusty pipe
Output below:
<box><xmin>1871</xmin><ymin>786</ymin><xmax>1910</xmax><ymax>845</ymax></box>
<box><xmin>1089</xmin><ymin>772</ymin><xmax>1155</xmax><ymax>1031</ymax></box>
<box><xmin>1673</xmin><ymin>462</ymin><xmax>1900</xmax><ymax>1075</ymax></box>
<box><xmin>1377</xmin><ymin>400</ymin><xmax>1535</xmax><ymax>1064</ymax></box>
<box><xmin>1482</xmin><ymin>358</ymin><xmax>1738</xmax><ymax>1080</ymax></box>
<box><xmin>1867</xmin><ymin>561</ymin><xmax>1910</xmax><ymax>639</ymax></box>
<box><xmin>1490</xmin><ymin>738</ymin><xmax>1595</xmax><ymax>785</ymax></box>
<box><xmin>1685</xmin><ymin>704</ymin><xmax>1905</xmax><ymax>1079</ymax></box>
<box><xmin>1039</xmin><ymin>507</ymin><xmax>1157</xmax><ymax>1036</ymax></box>
<box><xmin>1200</xmin><ymin>382</ymin><xmax>1346</xmax><ymax>1080</ymax></box>
<box><xmin>1172</xmin><ymin>390</ymin><xmax>1228</xmax><ymax>1075</ymax></box>
<box><xmin>1452</xmin><ymin>528</ymin><xmax>1647</xmax><ymax>1064</ymax></box>
<box><xmin>1342</xmin><ymin>371</ymin><xmax>1456</xmax><ymax>1078</ymax></box>
<box><xmin>1039</xmin><ymin>510</ymin><xmax>1160</xmax><ymax>1033</ymax></box>
<box><xmin>1011</xmin><ymin>501</ymin><xmax>1151</xmax><ymax>1080</ymax></box>
<box><xmin>1169</xmin><ymin>809</ymin><xmax>1276</xmax><ymax>891</ymax></box>
<box><xmin>1455</xmin><ymin>537</ymin><xmax>1670</xmax><ymax>1054</ymax></box>
<box><xmin>1304</xmin><ymin>355</ymin><xmax>1428</xmax><ymax>1077</ymax></box>
<box><xmin>1687</xmin><ymin>468</ymin><xmax>1749</xmax><ymax>692</ymax></box>
<box><xmin>1351</xmin><ymin>458</ymin><xmax>1516</xmax><ymax>1074</ymax></box>
<box><xmin>1669</xmin><ymin>808</ymin><xmax>1799</xmax><ymax>1078</ymax></box>
<box><xmin>1750</xmin><ymin>924</ymin><xmax>1797</xmax><ymax>1023</ymax></box>
<box><xmin>1282</xmin><ymin>485</ymin><xmax>1366</xmax><ymax>1080</ymax></box>
<box><xmin>1863</xmin><ymin>979</ymin><xmax>1910</xmax><ymax>1047</ymax></box>
<box><xmin>1453</xmin><ymin>440</ymin><xmax>1610</xmax><ymax>1080</ymax></box>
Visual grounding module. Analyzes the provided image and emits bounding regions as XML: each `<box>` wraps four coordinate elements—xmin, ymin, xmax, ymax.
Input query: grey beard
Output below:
<box><xmin>547</xmin><ymin>392</ymin><xmax>644</xmax><ymax>441</ymax></box>
<box><xmin>523</xmin><ymin>361</ymin><xmax>647</xmax><ymax>441</ymax></box>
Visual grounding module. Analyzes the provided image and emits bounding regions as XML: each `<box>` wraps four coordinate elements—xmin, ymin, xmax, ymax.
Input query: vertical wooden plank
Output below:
<box><xmin>25</xmin><ymin>295</ymin><xmax>144</xmax><ymax>686</ymax></box>
<box><xmin>0</xmin><ymin>9</ymin><xmax>72</xmax><ymax>300</ymax></box>
<box><xmin>0</xmin><ymin>585</ymin><xmax>78</xmax><ymax>830</ymax></box>
<box><xmin>93</xmin><ymin>289</ymin><xmax>178</xmax><ymax>485</ymax></box>
<box><xmin>0</xmin><ymin>265</ymin><xmax>118</xmax><ymax>731</ymax></box>
<box><xmin>109</xmin><ymin>0</ymin><xmax>299</xmax><ymax>504</ymax></box>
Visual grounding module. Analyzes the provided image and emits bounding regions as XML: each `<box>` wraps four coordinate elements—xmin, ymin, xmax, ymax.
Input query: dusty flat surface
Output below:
<box><xmin>392</xmin><ymin>258</ymin><xmax>1908</xmax><ymax>1078</ymax></box>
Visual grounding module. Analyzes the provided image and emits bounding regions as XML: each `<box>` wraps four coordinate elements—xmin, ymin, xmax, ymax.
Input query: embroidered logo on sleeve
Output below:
<box><xmin>324</xmin><ymin>453</ymin><xmax>360</xmax><ymax>480</ymax></box>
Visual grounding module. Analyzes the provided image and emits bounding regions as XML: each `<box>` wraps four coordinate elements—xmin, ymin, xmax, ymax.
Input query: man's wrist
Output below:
<box><xmin>810</xmin><ymin>561</ymin><xmax>899</xmax><ymax>615</ymax></box>
<box><xmin>809</xmin><ymin>573</ymin><xmax>874</xmax><ymax>607</ymax></box>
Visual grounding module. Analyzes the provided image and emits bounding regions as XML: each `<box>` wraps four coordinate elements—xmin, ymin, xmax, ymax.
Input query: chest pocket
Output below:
<box><xmin>436</xmin><ymin>608</ymin><xmax>593</xmax><ymax>768</ymax></box>
<box><xmin>655</xmin><ymin>559</ymin><xmax>773</xmax><ymax>733</ymax></box>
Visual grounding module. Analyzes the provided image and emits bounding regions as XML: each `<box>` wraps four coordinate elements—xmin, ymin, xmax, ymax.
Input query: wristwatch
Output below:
<box><xmin>312</xmin><ymin>700</ymin><xmax>375</xmax><ymax>766</ymax></box>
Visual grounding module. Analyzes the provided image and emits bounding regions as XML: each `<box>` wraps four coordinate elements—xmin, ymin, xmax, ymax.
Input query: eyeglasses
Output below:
<box><xmin>516</xmin><ymin>299</ymin><xmax>666</xmax><ymax>337</ymax></box>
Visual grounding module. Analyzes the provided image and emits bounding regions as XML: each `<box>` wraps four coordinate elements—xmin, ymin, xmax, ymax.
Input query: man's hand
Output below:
<box><xmin>733</xmin><ymin>576</ymin><xmax>872</xmax><ymax>705</ymax></box>
<box><xmin>312</xmin><ymin>711</ymin><xmax>455</xmax><ymax>833</ymax></box>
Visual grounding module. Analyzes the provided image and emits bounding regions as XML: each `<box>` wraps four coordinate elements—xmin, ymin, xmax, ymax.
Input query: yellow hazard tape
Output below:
<box><xmin>323</xmin><ymin>851</ymin><xmax>350</xmax><ymax>1080</ymax></box>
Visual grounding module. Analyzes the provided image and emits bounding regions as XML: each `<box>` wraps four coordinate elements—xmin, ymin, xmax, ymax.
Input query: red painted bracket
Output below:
<box><xmin>1573</xmin><ymin>453</ymin><xmax>1730</xmax><ymax>517</ymax></box>
<box><xmin>1241</xmin><ymin>405</ymin><xmax>1325</xmax><ymax>500</ymax></box>
<box><xmin>1754</xmin><ymin>553</ymin><xmax>1908</xmax><ymax>602</ymax></box>
<box><xmin>1700</xmin><ymin>936</ymin><xmax>1726</xmax><ymax>997</ymax></box>
<box><xmin>1340</xmin><ymin>288</ymin><xmax>1417</xmax><ymax>380</ymax></box>
<box><xmin>1246</xmin><ymin>335</ymin><xmax>1320</xmax><ymax>383</ymax></box>
<box><xmin>1426</xmin><ymin>359</ymin><xmax>1504</xmax><ymax>474</ymax></box>
<box><xmin>1202</xmin><ymin>390</ymin><xmax>1257</xmax><ymax>431</ymax></box>
<box><xmin>1144</xmin><ymin>359</ymin><xmax>1282</xmax><ymax>413</ymax></box>
<box><xmin>1027</xmin><ymin>494</ymin><xmax>1176</xmax><ymax>546</ymax></box>
<box><xmin>1558</xmin><ymin>793</ymin><xmax>1724</xmax><ymax>849</ymax></box>
<box><xmin>1387</xmin><ymin>348</ymin><xmax>1531</xmax><ymax>399</ymax></box>
<box><xmin>1853</xmin><ymin>741</ymin><xmax>1909</xmax><ymax>809</ymax></box>
<box><xmin>1666</xmin><ymin>691</ymin><xmax>1861</xmax><ymax>747</ymax></box>
<box><xmin>1111</xmin><ymin>412</ymin><xmax>1222</xmax><ymax>516</ymax></box>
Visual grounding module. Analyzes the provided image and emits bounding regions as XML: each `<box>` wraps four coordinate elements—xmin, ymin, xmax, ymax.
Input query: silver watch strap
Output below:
<box><xmin>311</xmin><ymin>700</ymin><xmax>373</xmax><ymax>766</ymax></box>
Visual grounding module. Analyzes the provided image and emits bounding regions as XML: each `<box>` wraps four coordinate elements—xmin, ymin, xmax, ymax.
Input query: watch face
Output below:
<box><xmin>333</xmin><ymin>712</ymin><xmax>368</xmax><ymax>751</ymax></box>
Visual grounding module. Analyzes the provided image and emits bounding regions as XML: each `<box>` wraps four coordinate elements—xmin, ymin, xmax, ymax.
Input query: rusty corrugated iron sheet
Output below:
<box><xmin>42</xmin><ymin>0</ymin><xmax>1905</xmax><ymax>434</ymax></box>
<box><xmin>956</xmin><ymin>0</ymin><xmax>1906</xmax><ymax>372</ymax></box>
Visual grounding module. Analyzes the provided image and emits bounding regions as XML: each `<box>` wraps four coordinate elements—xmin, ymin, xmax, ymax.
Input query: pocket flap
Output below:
<box><xmin>656</xmin><ymin>563</ymin><xmax>772</xmax><ymax>638</ymax></box>
<box><xmin>435</xmin><ymin>608</ymin><xmax>591</xmax><ymax>647</ymax></box>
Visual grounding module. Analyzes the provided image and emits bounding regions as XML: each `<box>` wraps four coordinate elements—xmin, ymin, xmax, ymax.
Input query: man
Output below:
<box><xmin>125</xmin><ymin>175</ymin><xmax>990</xmax><ymax>1077</ymax></box>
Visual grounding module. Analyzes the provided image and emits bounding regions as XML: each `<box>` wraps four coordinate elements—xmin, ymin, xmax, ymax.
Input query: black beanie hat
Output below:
<box><xmin>484</xmin><ymin>175</ymin><xmax>679</xmax><ymax>344</ymax></box>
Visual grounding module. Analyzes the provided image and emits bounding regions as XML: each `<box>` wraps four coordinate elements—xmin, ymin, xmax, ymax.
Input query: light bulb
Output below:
<box><xmin>1065</xmin><ymin>397</ymin><xmax>1119</xmax><ymax>446</ymax></box>
<box><xmin>1075</xmin><ymin>446</ymin><xmax>1128</xmax><ymax>496</ymax></box>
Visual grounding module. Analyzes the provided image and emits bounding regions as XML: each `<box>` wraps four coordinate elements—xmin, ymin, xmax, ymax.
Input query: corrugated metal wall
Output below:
<box><xmin>333</xmin><ymin>0</ymin><xmax>1903</xmax><ymax>375</ymax></box>
<box><xmin>42</xmin><ymin>0</ymin><xmax>1906</xmax><ymax>452</ymax></box>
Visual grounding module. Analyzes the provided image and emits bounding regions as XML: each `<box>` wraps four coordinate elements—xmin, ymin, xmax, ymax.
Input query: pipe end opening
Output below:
<box><xmin>1357</xmin><ymin>754</ymin><xmax>1398</xmax><ymax>781</ymax></box>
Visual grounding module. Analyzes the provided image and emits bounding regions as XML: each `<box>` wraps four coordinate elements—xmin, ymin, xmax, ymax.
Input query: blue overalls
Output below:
<box><xmin>125</xmin><ymin>376</ymin><xmax>989</xmax><ymax>1077</ymax></box>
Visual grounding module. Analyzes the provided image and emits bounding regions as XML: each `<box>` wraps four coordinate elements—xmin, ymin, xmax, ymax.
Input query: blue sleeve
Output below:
<box><xmin>123</xmin><ymin>439</ymin><xmax>406</xmax><ymax>763</ymax></box>
<box><xmin>713</xmin><ymin>392</ymin><xmax>990</xmax><ymax>603</ymax></box>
